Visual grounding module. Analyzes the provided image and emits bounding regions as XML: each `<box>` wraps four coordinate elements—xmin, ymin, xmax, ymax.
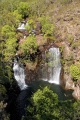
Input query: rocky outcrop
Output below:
<box><xmin>72</xmin><ymin>80</ymin><xmax>80</xmax><ymax>100</ymax></box>
<box><xmin>64</xmin><ymin>78</ymin><xmax>75</xmax><ymax>90</ymax></box>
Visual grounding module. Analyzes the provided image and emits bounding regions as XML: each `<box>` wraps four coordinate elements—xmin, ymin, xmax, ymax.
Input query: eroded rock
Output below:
<box><xmin>72</xmin><ymin>82</ymin><xmax>80</xmax><ymax>100</ymax></box>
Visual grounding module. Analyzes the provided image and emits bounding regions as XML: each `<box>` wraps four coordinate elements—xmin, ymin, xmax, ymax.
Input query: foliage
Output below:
<box><xmin>61</xmin><ymin>0</ymin><xmax>72</xmax><ymax>5</ymax></box>
<box><xmin>0</xmin><ymin>0</ymin><xmax>22</xmax><ymax>28</ymax></box>
<box><xmin>70</xmin><ymin>63</ymin><xmax>80</xmax><ymax>80</ymax></box>
<box><xmin>30</xmin><ymin>0</ymin><xmax>46</xmax><ymax>17</ymax></box>
<box><xmin>3</xmin><ymin>37</ymin><xmax>17</xmax><ymax>63</ymax></box>
<box><xmin>72</xmin><ymin>100</ymin><xmax>80</xmax><ymax>120</ymax></box>
<box><xmin>59</xmin><ymin>100</ymin><xmax>73</xmax><ymax>120</ymax></box>
<box><xmin>1</xmin><ymin>25</ymin><xmax>15</xmax><ymax>39</ymax></box>
<box><xmin>12</xmin><ymin>10</ymin><xmax>22</xmax><ymax>27</ymax></box>
<box><xmin>24</xmin><ymin>87</ymin><xmax>80</xmax><ymax>120</ymax></box>
<box><xmin>18</xmin><ymin>2</ymin><xmax>31</xmax><ymax>18</ymax></box>
<box><xmin>25</xmin><ymin>87</ymin><xmax>60</xmax><ymax>120</ymax></box>
<box><xmin>25</xmin><ymin>19</ymin><xmax>36</xmax><ymax>33</ymax></box>
<box><xmin>20</xmin><ymin>35</ymin><xmax>38</xmax><ymax>56</ymax></box>
<box><xmin>1</xmin><ymin>24</ymin><xmax>17</xmax><ymax>62</ymax></box>
<box><xmin>71</xmin><ymin>41</ymin><xmax>80</xmax><ymax>49</ymax></box>
<box><xmin>0</xmin><ymin>85</ymin><xmax>6</xmax><ymax>95</ymax></box>
<box><xmin>39</xmin><ymin>16</ymin><xmax>55</xmax><ymax>36</ymax></box>
<box><xmin>30</xmin><ymin>0</ymin><xmax>54</xmax><ymax>17</ymax></box>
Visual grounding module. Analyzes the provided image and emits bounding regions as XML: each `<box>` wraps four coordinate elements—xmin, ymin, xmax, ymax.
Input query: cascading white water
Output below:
<box><xmin>13</xmin><ymin>59</ymin><xmax>28</xmax><ymax>90</ymax></box>
<box><xmin>17</xmin><ymin>23</ymin><xmax>26</xmax><ymax>30</ymax></box>
<box><xmin>42</xmin><ymin>47</ymin><xmax>61</xmax><ymax>85</ymax></box>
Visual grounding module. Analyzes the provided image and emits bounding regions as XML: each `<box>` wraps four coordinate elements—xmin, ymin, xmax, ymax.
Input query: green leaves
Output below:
<box><xmin>72</xmin><ymin>101</ymin><xmax>80</xmax><ymax>120</ymax></box>
<box><xmin>1</xmin><ymin>24</ymin><xmax>17</xmax><ymax>62</ymax></box>
<box><xmin>70</xmin><ymin>63</ymin><xmax>80</xmax><ymax>80</ymax></box>
<box><xmin>4</xmin><ymin>37</ymin><xmax>17</xmax><ymax>62</ymax></box>
<box><xmin>1</xmin><ymin>25</ymin><xmax>15</xmax><ymax>38</ymax></box>
<box><xmin>20</xmin><ymin>35</ymin><xmax>38</xmax><ymax>55</ymax></box>
<box><xmin>39</xmin><ymin>16</ymin><xmax>55</xmax><ymax>36</ymax></box>
<box><xmin>18</xmin><ymin>2</ymin><xmax>31</xmax><ymax>18</ymax></box>
<box><xmin>29</xmin><ymin>87</ymin><xmax>60</xmax><ymax>120</ymax></box>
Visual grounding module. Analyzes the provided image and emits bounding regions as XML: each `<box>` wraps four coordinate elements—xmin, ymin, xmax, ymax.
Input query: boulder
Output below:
<box><xmin>72</xmin><ymin>83</ymin><xmax>80</xmax><ymax>100</ymax></box>
<box><xmin>65</xmin><ymin>79</ymin><xmax>75</xmax><ymax>90</ymax></box>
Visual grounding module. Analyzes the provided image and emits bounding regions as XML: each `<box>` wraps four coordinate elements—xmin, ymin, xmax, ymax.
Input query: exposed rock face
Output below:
<box><xmin>72</xmin><ymin>80</ymin><xmax>80</xmax><ymax>100</ymax></box>
<box><xmin>64</xmin><ymin>78</ymin><xmax>75</xmax><ymax>90</ymax></box>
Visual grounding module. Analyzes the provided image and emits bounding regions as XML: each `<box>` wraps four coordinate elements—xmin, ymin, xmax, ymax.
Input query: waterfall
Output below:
<box><xmin>17</xmin><ymin>23</ymin><xmax>26</xmax><ymax>30</ymax></box>
<box><xmin>42</xmin><ymin>47</ymin><xmax>61</xmax><ymax>85</ymax></box>
<box><xmin>13</xmin><ymin>59</ymin><xmax>28</xmax><ymax>90</ymax></box>
<box><xmin>17</xmin><ymin>22</ymin><xmax>29</xmax><ymax>30</ymax></box>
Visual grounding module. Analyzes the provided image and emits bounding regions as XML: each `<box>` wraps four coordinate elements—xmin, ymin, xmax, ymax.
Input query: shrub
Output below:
<box><xmin>39</xmin><ymin>16</ymin><xmax>55</xmax><ymax>36</ymax></box>
<box><xmin>25</xmin><ymin>19</ymin><xmax>36</xmax><ymax>33</ymax></box>
<box><xmin>1</xmin><ymin>25</ymin><xmax>15</xmax><ymax>38</ymax></box>
<box><xmin>20</xmin><ymin>35</ymin><xmax>38</xmax><ymax>56</ymax></box>
<box><xmin>25</xmin><ymin>87</ymin><xmax>60</xmax><ymax>120</ymax></box>
<box><xmin>30</xmin><ymin>0</ymin><xmax>47</xmax><ymax>17</ymax></box>
<box><xmin>18</xmin><ymin>2</ymin><xmax>31</xmax><ymax>18</ymax></box>
<box><xmin>70</xmin><ymin>63</ymin><xmax>80</xmax><ymax>80</ymax></box>
<box><xmin>4</xmin><ymin>37</ymin><xmax>17</xmax><ymax>62</ymax></box>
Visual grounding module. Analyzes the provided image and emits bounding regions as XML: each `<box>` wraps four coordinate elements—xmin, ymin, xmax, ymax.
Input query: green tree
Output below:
<box><xmin>20</xmin><ymin>35</ymin><xmax>38</xmax><ymax>56</ymax></box>
<box><xmin>70</xmin><ymin>63</ymin><xmax>80</xmax><ymax>80</ymax></box>
<box><xmin>4</xmin><ymin>37</ymin><xmax>17</xmax><ymax>62</ymax></box>
<box><xmin>59</xmin><ymin>100</ymin><xmax>73</xmax><ymax>120</ymax></box>
<box><xmin>72</xmin><ymin>101</ymin><xmax>80</xmax><ymax>120</ymax></box>
<box><xmin>18</xmin><ymin>2</ymin><xmax>31</xmax><ymax>18</ymax></box>
<box><xmin>25</xmin><ymin>19</ymin><xmax>36</xmax><ymax>34</ymax></box>
<box><xmin>25</xmin><ymin>87</ymin><xmax>60</xmax><ymax>120</ymax></box>
<box><xmin>1</xmin><ymin>25</ymin><xmax>15</xmax><ymax>39</ymax></box>
<box><xmin>39</xmin><ymin>16</ymin><xmax>55</xmax><ymax>36</ymax></box>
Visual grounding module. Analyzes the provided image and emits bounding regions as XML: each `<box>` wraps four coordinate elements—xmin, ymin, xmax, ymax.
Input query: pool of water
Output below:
<box><xmin>29</xmin><ymin>80</ymin><xmax>74</xmax><ymax>101</ymax></box>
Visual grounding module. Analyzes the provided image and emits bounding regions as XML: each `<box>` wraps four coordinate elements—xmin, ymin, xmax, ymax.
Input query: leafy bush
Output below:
<box><xmin>24</xmin><ymin>87</ymin><xmax>80</xmax><ymax>120</ymax></box>
<box><xmin>30</xmin><ymin>0</ymin><xmax>47</xmax><ymax>17</ymax></box>
<box><xmin>18</xmin><ymin>2</ymin><xmax>31</xmax><ymax>18</ymax></box>
<box><xmin>72</xmin><ymin>101</ymin><xmax>80</xmax><ymax>120</ymax></box>
<box><xmin>25</xmin><ymin>87</ymin><xmax>60</xmax><ymax>120</ymax></box>
<box><xmin>25</xmin><ymin>19</ymin><xmax>36</xmax><ymax>33</ymax></box>
<box><xmin>20</xmin><ymin>35</ymin><xmax>38</xmax><ymax>55</ymax></box>
<box><xmin>1</xmin><ymin>25</ymin><xmax>15</xmax><ymax>39</ymax></box>
<box><xmin>39</xmin><ymin>16</ymin><xmax>55</xmax><ymax>36</ymax></box>
<box><xmin>12</xmin><ymin>10</ymin><xmax>22</xmax><ymax>26</ymax></box>
<box><xmin>4</xmin><ymin>37</ymin><xmax>17</xmax><ymax>62</ymax></box>
<box><xmin>70</xmin><ymin>63</ymin><xmax>80</xmax><ymax>80</ymax></box>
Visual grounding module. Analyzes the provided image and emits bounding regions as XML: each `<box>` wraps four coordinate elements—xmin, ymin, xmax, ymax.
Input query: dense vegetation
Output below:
<box><xmin>23</xmin><ymin>87</ymin><xmax>80</xmax><ymax>120</ymax></box>
<box><xmin>0</xmin><ymin>0</ymin><xmax>80</xmax><ymax>120</ymax></box>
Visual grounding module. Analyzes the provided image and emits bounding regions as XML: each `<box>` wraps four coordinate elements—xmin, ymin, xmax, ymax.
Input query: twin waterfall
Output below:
<box><xmin>13</xmin><ymin>47</ymin><xmax>61</xmax><ymax>90</ymax></box>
